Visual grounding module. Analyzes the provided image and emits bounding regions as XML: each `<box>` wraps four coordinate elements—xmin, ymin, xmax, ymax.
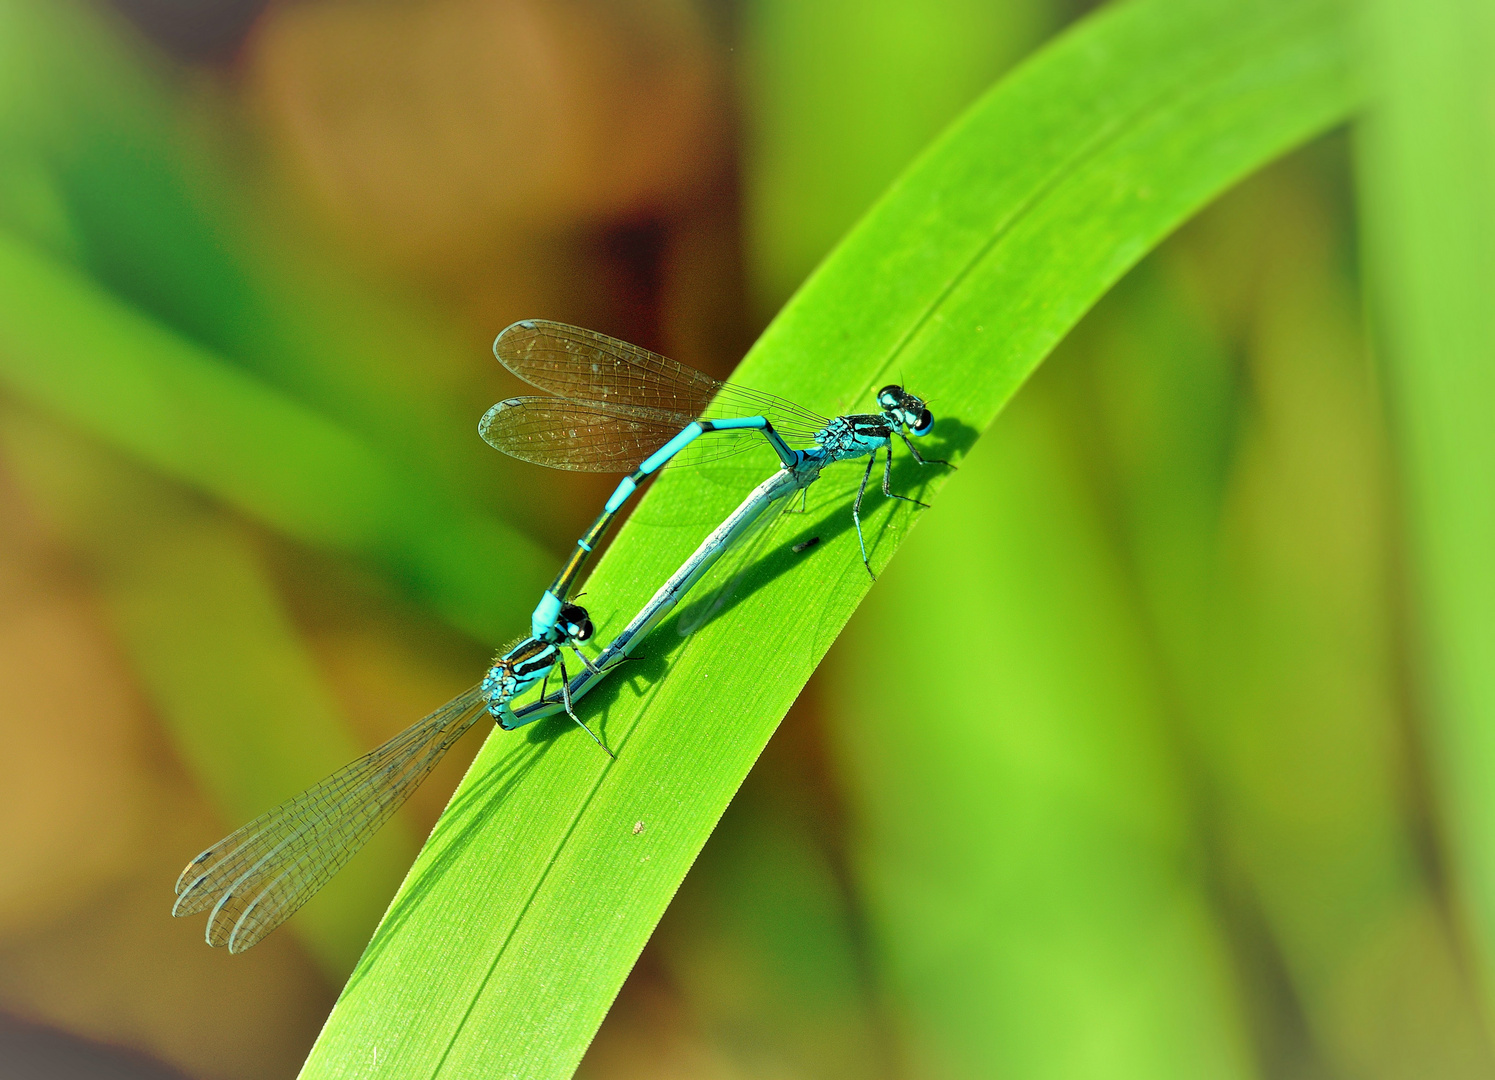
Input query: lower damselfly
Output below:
<box><xmin>171</xmin><ymin>603</ymin><xmax>604</xmax><ymax>953</ymax></box>
<box><xmin>505</xmin><ymin>459</ymin><xmax>824</xmax><ymax>729</ymax></box>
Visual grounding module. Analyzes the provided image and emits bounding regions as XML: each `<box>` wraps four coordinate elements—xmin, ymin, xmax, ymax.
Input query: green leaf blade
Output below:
<box><xmin>301</xmin><ymin>1</ymin><xmax>1360</xmax><ymax>1075</ymax></box>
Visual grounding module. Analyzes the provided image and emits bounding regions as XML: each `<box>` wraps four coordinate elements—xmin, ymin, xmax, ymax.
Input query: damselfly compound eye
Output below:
<box><xmin>913</xmin><ymin>407</ymin><xmax>934</xmax><ymax>436</ymax></box>
<box><xmin>559</xmin><ymin>603</ymin><xmax>592</xmax><ymax>639</ymax></box>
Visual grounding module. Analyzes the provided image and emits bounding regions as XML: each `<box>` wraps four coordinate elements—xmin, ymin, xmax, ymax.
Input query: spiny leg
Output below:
<box><xmin>558</xmin><ymin>655</ymin><xmax>613</xmax><ymax>758</ymax></box>
<box><xmin>899</xmin><ymin>431</ymin><xmax>954</xmax><ymax>469</ymax></box>
<box><xmin>571</xmin><ymin>641</ymin><xmax>602</xmax><ymax>676</ymax></box>
<box><xmin>853</xmin><ymin>451</ymin><xmax>876</xmax><ymax>580</ymax></box>
<box><xmin>882</xmin><ymin>441</ymin><xmax>930</xmax><ymax>509</ymax></box>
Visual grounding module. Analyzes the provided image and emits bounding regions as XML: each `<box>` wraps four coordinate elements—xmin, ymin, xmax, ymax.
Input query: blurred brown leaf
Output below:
<box><xmin>246</xmin><ymin>0</ymin><xmax>728</xmax><ymax>269</ymax></box>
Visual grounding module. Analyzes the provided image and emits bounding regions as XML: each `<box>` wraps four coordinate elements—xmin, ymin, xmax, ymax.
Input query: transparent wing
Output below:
<box><xmin>172</xmin><ymin>685</ymin><xmax>488</xmax><ymax>953</ymax></box>
<box><xmin>495</xmin><ymin>320</ymin><xmax>721</xmax><ymax>413</ymax></box>
<box><xmin>494</xmin><ymin>320</ymin><xmax>828</xmax><ymax>432</ymax></box>
<box><xmin>481</xmin><ymin>397</ymin><xmax>698</xmax><ymax>473</ymax></box>
<box><xmin>700</xmin><ymin>385</ymin><xmax>828</xmax><ymax>435</ymax></box>
<box><xmin>480</xmin><ymin>397</ymin><xmax>818</xmax><ymax>474</ymax></box>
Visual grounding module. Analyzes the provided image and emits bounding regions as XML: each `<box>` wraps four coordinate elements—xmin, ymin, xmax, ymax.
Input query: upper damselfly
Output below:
<box><xmin>479</xmin><ymin>321</ymin><xmax>953</xmax><ymax>639</ymax></box>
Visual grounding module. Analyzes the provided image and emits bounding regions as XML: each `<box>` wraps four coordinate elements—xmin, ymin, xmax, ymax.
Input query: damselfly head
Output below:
<box><xmin>559</xmin><ymin>602</ymin><xmax>594</xmax><ymax>642</ymax></box>
<box><xmin>877</xmin><ymin>385</ymin><xmax>935</xmax><ymax>437</ymax></box>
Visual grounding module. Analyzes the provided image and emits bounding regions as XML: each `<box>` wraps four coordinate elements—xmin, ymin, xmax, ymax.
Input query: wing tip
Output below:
<box><xmin>174</xmin><ymin>850</ymin><xmax>216</xmax><ymax>896</ymax></box>
<box><xmin>172</xmin><ymin>875</ymin><xmax>210</xmax><ymax>914</ymax></box>
<box><xmin>494</xmin><ymin>320</ymin><xmax>542</xmax><ymax>363</ymax></box>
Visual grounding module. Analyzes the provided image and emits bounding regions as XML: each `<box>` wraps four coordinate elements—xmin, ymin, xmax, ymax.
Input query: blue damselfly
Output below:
<box><xmin>480</xmin><ymin>321</ymin><xmax>952</xmax><ymax>639</ymax></box>
<box><xmin>172</xmin><ymin>603</ymin><xmax>603</xmax><ymax>953</ymax></box>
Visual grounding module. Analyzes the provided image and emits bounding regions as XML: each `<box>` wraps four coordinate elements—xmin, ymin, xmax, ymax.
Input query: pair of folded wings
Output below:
<box><xmin>481</xmin><ymin>320</ymin><xmax>827</xmax><ymax>472</ymax></box>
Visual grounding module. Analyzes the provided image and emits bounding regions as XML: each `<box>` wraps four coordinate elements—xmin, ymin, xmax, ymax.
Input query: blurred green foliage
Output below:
<box><xmin>0</xmin><ymin>0</ymin><xmax>552</xmax><ymax>981</ymax></box>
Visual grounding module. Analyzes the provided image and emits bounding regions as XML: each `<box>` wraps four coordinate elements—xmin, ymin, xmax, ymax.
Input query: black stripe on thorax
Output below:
<box><xmin>846</xmin><ymin>414</ymin><xmax>892</xmax><ymax>437</ymax></box>
<box><xmin>513</xmin><ymin>648</ymin><xmax>559</xmax><ymax>677</ymax></box>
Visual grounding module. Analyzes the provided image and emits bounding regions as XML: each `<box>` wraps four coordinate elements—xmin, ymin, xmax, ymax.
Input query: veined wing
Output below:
<box><xmin>480</xmin><ymin>398</ymin><xmax>695</xmax><ymax>472</ymax></box>
<box><xmin>494</xmin><ymin>320</ymin><xmax>828</xmax><ymax>432</ymax></box>
<box><xmin>495</xmin><ymin>320</ymin><xmax>720</xmax><ymax>413</ymax></box>
<box><xmin>172</xmin><ymin>685</ymin><xmax>488</xmax><ymax>953</ymax></box>
<box><xmin>480</xmin><ymin>397</ymin><xmax>818</xmax><ymax>474</ymax></box>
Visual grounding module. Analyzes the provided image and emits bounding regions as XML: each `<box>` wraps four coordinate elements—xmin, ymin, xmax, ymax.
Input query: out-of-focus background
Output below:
<box><xmin>0</xmin><ymin>0</ymin><xmax>1489</xmax><ymax>1078</ymax></box>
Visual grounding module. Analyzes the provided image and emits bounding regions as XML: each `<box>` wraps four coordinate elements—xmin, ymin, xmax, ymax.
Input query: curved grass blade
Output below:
<box><xmin>302</xmin><ymin>1</ymin><xmax>1360</xmax><ymax>1076</ymax></box>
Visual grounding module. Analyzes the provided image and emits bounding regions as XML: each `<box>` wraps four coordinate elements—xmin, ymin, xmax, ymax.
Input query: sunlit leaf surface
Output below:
<box><xmin>301</xmin><ymin>0</ymin><xmax>1358</xmax><ymax>1075</ymax></box>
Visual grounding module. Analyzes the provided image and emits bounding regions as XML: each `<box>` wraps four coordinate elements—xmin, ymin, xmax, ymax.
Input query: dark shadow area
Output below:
<box><xmin>110</xmin><ymin>0</ymin><xmax>268</xmax><ymax>62</ymax></box>
<box><xmin>672</xmin><ymin>416</ymin><xmax>978</xmax><ymax>629</ymax></box>
<box><xmin>0</xmin><ymin>1013</ymin><xmax>191</xmax><ymax>1080</ymax></box>
<box><xmin>526</xmin><ymin>649</ymin><xmax>667</xmax><ymax>751</ymax></box>
<box><xmin>516</xmin><ymin>647</ymin><xmax>675</xmax><ymax>759</ymax></box>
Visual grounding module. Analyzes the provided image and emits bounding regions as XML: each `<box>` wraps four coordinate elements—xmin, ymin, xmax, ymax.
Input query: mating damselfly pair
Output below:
<box><xmin>172</xmin><ymin>320</ymin><xmax>950</xmax><ymax>953</ymax></box>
